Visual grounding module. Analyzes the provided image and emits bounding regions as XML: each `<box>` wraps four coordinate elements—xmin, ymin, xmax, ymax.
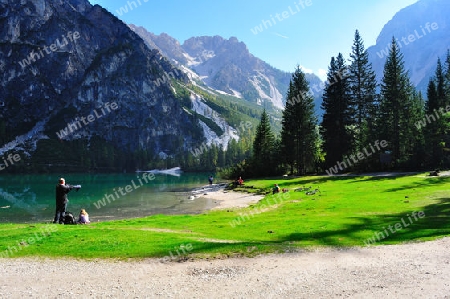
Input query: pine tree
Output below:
<box><xmin>425</xmin><ymin>79</ymin><xmax>442</xmax><ymax>167</ymax></box>
<box><xmin>424</xmin><ymin>59</ymin><xmax>448</xmax><ymax>168</ymax></box>
<box><xmin>281</xmin><ymin>66</ymin><xmax>318</xmax><ymax>175</ymax></box>
<box><xmin>348</xmin><ymin>30</ymin><xmax>378</xmax><ymax>152</ymax></box>
<box><xmin>435</xmin><ymin>59</ymin><xmax>447</xmax><ymax>108</ymax></box>
<box><xmin>225</xmin><ymin>139</ymin><xmax>238</xmax><ymax>166</ymax></box>
<box><xmin>281</xmin><ymin>81</ymin><xmax>297</xmax><ymax>174</ymax></box>
<box><xmin>320</xmin><ymin>54</ymin><xmax>352</xmax><ymax>169</ymax></box>
<box><xmin>405</xmin><ymin>90</ymin><xmax>426</xmax><ymax>169</ymax></box>
<box><xmin>445</xmin><ymin>50</ymin><xmax>450</xmax><ymax>166</ymax></box>
<box><xmin>378</xmin><ymin>37</ymin><xmax>421</xmax><ymax>168</ymax></box>
<box><xmin>251</xmin><ymin>109</ymin><xmax>275</xmax><ymax>176</ymax></box>
<box><xmin>445</xmin><ymin>50</ymin><xmax>450</xmax><ymax>103</ymax></box>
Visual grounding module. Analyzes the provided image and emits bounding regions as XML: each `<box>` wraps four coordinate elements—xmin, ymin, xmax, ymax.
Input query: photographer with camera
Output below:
<box><xmin>53</xmin><ymin>178</ymin><xmax>80</xmax><ymax>224</ymax></box>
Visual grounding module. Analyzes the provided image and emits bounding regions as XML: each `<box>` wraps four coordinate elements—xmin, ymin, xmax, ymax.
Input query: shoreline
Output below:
<box><xmin>0</xmin><ymin>184</ymin><xmax>261</xmax><ymax>225</ymax></box>
<box><xmin>190</xmin><ymin>183</ymin><xmax>265</xmax><ymax>210</ymax></box>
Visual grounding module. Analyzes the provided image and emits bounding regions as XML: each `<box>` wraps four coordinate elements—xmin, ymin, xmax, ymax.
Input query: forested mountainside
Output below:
<box><xmin>0</xmin><ymin>0</ymin><xmax>262</xmax><ymax>172</ymax></box>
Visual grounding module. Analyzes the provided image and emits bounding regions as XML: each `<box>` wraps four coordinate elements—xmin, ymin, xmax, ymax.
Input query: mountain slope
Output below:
<box><xmin>367</xmin><ymin>0</ymin><xmax>450</xmax><ymax>94</ymax></box>
<box><xmin>129</xmin><ymin>25</ymin><xmax>323</xmax><ymax>113</ymax></box>
<box><xmin>0</xmin><ymin>0</ymin><xmax>244</xmax><ymax>170</ymax></box>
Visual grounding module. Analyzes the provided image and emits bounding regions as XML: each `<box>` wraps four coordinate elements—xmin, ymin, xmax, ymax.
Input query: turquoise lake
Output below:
<box><xmin>0</xmin><ymin>172</ymin><xmax>219</xmax><ymax>223</ymax></box>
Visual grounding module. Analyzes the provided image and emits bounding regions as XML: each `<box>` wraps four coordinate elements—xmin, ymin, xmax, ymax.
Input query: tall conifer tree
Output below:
<box><xmin>406</xmin><ymin>90</ymin><xmax>426</xmax><ymax>169</ymax></box>
<box><xmin>445</xmin><ymin>50</ymin><xmax>450</xmax><ymax>102</ymax></box>
<box><xmin>252</xmin><ymin>109</ymin><xmax>275</xmax><ymax>176</ymax></box>
<box><xmin>320</xmin><ymin>54</ymin><xmax>352</xmax><ymax>169</ymax></box>
<box><xmin>281</xmin><ymin>66</ymin><xmax>318</xmax><ymax>175</ymax></box>
<box><xmin>425</xmin><ymin>79</ymin><xmax>442</xmax><ymax>167</ymax></box>
<box><xmin>435</xmin><ymin>59</ymin><xmax>447</xmax><ymax>108</ymax></box>
<box><xmin>348</xmin><ymin>30</ymin><xmax>377</xmax><ymax>152</ymax></box>
<box><xmin>424</xmin><ymin>59</ymin><xmax>449</xmax><ymax>168</ymax></box>
<box><xmin>378</xmin><ymin>37</ymin><xmax>422</xmax><ymax>167</ymax></box>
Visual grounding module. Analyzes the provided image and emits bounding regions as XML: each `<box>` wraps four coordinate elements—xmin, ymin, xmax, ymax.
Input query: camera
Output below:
<box><xmin>70</xmin><ymin>184</ymin><xmax>81</xmax><ymax>191</ymax></box>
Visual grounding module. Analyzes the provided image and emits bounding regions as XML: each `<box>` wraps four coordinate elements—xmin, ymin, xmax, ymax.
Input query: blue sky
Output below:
<box><xmin>88</xmin><ymin>0</ymin><xmax>418</xmax><ymax>80</ymax></box>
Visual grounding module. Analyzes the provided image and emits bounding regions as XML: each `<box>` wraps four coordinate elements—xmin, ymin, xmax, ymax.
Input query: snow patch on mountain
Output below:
<box><xmin>250</xmin><ymin>71</ymin><xmax>284</xmax><ymax>109</ymax></box>
<box><xmin>183</xmin><ymin>52</ymin><xmax>199</xmax><ymax>67</ymax></box>
<box><xmin>189</xmin><ymin>93</ymin><xmax>239</xmax><ymax>150</ymax></box>
<box><xmin>183</xmin><ymin>50</ymin><xmax>215</xmax><ymax>67</ymax></box>
<box><xmin>214</xmin><ymin>89</ymin><xmax>231</xmax><ymax>96</ymax></box>
<box><xmin>230</xmin><ymin>89</ymin><xmax>243</xmax><ymax>98</ymax></box>
<box><xmin>179</xmin><ymin>64</ymin><xmax>203</xmax><ymax>82</ymax></box>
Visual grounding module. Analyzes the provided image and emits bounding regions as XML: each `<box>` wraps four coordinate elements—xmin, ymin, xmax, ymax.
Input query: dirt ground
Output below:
<box><xmin>1</xmin><ymin>237</ymin><xmax>449</xmax><ymax>298</ymax></box>
<box><xmin>2</xmin><ymin>183</ymin><xmax>449</xmax><ymax>298</ymax></box>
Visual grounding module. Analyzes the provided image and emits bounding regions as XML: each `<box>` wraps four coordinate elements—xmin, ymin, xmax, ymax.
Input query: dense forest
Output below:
<box><xmin>227</xmin><ymin>30</ymin><xmax>450</xmax><ymax>178</ymax></box>
<box><xmin>4</xmin><ymin>30</ymin><xmax>449</xmax><ymax>176</ymax></box>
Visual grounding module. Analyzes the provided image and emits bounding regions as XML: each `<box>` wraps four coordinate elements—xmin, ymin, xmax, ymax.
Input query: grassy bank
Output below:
<box><xmin>1</xmin><ymin>173</ymin><xmax>449</xmax><ymax>259</ymax></box>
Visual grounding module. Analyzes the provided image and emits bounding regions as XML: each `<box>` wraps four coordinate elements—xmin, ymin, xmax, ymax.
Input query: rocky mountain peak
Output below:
<box><xmin>368</xmin><ymin>0</ymin><xmax>450</xmax><ymax>93</ymax></box>
<box><xmin>0</xmin><ymin>0</ymin><xmax>216</xmax><ymax>170</ymax></box>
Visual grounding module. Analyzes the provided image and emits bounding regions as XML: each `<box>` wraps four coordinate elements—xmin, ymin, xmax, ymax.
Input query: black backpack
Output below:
<box><xmin>63</xmin><ymin>212</ymin><xmax>76</xmax><ymax>225</ymax></box>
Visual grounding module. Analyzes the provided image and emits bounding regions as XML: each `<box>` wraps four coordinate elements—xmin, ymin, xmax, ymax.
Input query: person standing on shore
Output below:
<box><xmin>208</xmin><ymin>175</ymin><xmax>213</xmax><ymax>185</ymax></box>
<box><xmin>53</xmin><ymin>178</ymin><xmax>73</xmax><ymax>224</ymax></box>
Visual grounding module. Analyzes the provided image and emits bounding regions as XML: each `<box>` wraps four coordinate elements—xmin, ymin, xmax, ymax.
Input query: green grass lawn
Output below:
<box><xmin>1</xmin><ymin>173</ymin><xmax>449</xmax><ymax>259</ymax></box>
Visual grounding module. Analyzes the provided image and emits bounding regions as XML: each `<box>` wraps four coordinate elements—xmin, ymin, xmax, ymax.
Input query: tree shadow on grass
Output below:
<box><xmin>280</xmin><ymin>196</ymin><xmax>450</xmax><ymax>246</ymax></box>
<box><xmin>166</xmin><ymin>196</ymin><xmax>450</xmax><ymax>255</ymax></box>
<box><xmin>346</xmin><ymin>175</ymin><xmax>412</xmax><ymax>184</ymax></box>
<box><xmin>345</xmin><ymin>174</ymin><xmax>450</xmax><ymax>194</ymax></box>
<box><xmin>277</xmin><ymin>176</ymin><xmax>364</xmax><ymax>189</ymax></box>
<box><xmin>255</xmin><ymin>174</ymin><xmax>429</xmax><ymax>191</ymax></box>
<box><xmin>382</xmin><ymin>176</ymin><xmax>450</xmax><ymax>193</ymax></box>
<box><xmin>347</xmin><ymin>176</ymin><xmax>397</xmax><ymax>183</ymax></box>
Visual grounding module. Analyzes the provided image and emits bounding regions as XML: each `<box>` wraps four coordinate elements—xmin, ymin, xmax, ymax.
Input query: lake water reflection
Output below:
<box><xmin>0</xmin><ymin>172</ymin><xmax>217</xmax><ymax>223</ymax></box>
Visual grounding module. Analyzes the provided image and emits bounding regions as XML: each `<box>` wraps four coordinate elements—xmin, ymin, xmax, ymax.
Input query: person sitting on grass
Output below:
<box><xmin>78</xmin><ymin>209</ymin><xmax>90</xmax><ymax>224</ymax></box>
<box><xmin>272</xmin><ymin>184</ymin><xmax>280</xmax><ymax>194</ymax></box>
<box><xmin>233</xmin><ymin>176</ymin><xmax>244</xmax><ymax>187</ymax></box>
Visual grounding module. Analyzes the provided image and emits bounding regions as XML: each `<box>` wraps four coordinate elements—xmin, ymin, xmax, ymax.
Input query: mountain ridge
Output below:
<box><xmin>367</xmin><ymin>0</ymin><xmax>450</xmax><ymax>94</ymax></box>
<box><xmin>0</xmin><ymin>0</ymin><xmax>245</xmax><ymax>171</ymax></box>
<box><xmin>129</xmin><ymin>25</ymin><xmax>323</xmax><ymax>112</ymax></box>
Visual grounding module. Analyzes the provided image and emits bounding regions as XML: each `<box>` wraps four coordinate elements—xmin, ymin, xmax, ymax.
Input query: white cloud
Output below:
<box><xmin>300</xmin><ymin>65</ymin><xmax>313</xmax><ymax>74</ymax></box>
<box><xmin>317</xmin><ymin>69</ymin><xmax>327</xmax><ymax>81</ymax></box>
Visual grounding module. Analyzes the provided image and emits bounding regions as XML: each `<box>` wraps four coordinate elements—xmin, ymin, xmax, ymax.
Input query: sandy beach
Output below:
<box><xmin>1</xmin><ymin>187</ymin><xmax>449</xmax><ymax>298</ymax></box>
<box><xmin>209</xmin><ymin>190</ymin><xmax>264</xmax><ymax>210</ymax></box>
<box><xmin>189</xmin><ymin>183</ymin><xmax>264</xmax><ymax>210</ymax></box>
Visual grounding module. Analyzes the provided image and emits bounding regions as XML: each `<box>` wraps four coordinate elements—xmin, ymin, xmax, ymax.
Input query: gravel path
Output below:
<box><xmin>1</xmin><ymin>237</ymin><xmax>449</xmax><ymax>298</ymax></box>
